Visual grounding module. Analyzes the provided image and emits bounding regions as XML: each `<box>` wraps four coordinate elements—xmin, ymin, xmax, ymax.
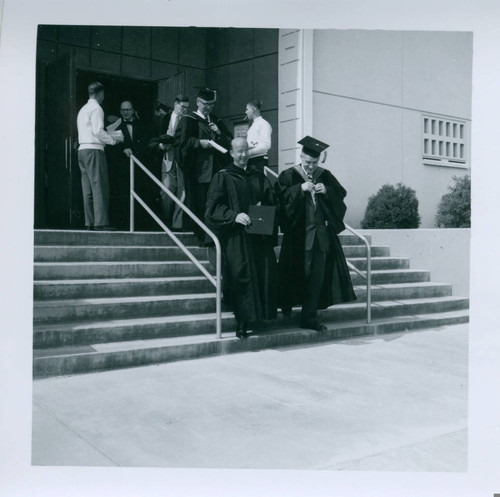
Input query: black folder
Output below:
<box><xmin>245</xmin><ymin>205</ymin><xmax>276</xmax><ymax>236</ymax></box>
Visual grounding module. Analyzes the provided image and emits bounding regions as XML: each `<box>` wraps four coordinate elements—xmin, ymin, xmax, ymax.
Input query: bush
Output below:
<box><xmin>435</xmin><ymin>175</ymin><xmax>471</xmax><ymax>228</ymax></box>
<box><xmin>361</xmin><ymin>183</ymin><xmax>421</xmax><ymax>229</ymax></box>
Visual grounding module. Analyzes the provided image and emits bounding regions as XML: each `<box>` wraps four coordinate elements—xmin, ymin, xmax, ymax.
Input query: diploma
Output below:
<box><xmin>208</xmin><ymin>140</ymin><xmax>228</xmax><ymax>154</ymax></box>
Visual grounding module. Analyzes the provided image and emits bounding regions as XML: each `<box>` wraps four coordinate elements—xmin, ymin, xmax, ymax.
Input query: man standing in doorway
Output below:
<box><xmin>106</xmin><ymin>100</ymin><xmax>147</xmax><ymax>229</ymax></box>
<box><xmin>158</xmin><ymin>94</ymin><xmax>189</xmax><ymax>229</ymax></box>
<box><xmin>175</xmin><ymin>88</ymin><xmax>233</xmax><ymax>244</ymax></box>
<box><xmin>77</xmin><ymin>81</ymin><xmax>123</xmax><ymax>231</ymax></box>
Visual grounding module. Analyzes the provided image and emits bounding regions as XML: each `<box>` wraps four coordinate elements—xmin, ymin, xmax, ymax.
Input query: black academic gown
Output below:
<box><xmin>107</xmin><ymin>119</ymin><xmax>148</xmax><ymax>228</ymax></box>
<box><xmin>275</xmin><ymin>166</ymin><xmax>357</xmax><ymax>311</ymax></box>
<box><xmin>205</xmin><ymin>164</ymin><xmax>278</xmax><ymax>325</ymax></box>
<box><xmin>175</xmin><ymin>112</ymin><xmax>233</xmax><ymax>232</ymax></box>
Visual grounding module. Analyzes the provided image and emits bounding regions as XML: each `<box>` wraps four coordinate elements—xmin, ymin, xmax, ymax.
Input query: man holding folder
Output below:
<box><xmin>205</xmin><ymin>137</ymin><xmax>278</xmax><ymax>338</ymax></box>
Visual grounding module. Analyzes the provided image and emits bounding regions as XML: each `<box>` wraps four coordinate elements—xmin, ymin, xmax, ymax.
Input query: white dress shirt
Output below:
<box><xmin>247</xmin><ymin>115</ymin><xmax>272</xmax><ymax>158</ymax></box>
<box><xmin>77</xmin><ymin>98</ymin><xmax>116</xmax><ymax>151</ymax></box>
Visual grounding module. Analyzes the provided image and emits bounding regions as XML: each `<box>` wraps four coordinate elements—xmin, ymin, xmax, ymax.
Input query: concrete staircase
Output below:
<box><xmin>33</xmin><ymin>230</ymin><xmax>469</xmax><ymax>378</ymax></box>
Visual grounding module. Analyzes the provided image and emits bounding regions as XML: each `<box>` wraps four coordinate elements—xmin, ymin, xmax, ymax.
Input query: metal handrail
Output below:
<box><xmin>264</xmin><ymin>165</ymin><xmax>371</xmax><ymax>324</ymax></box>
<box><xmin>129</xmin><ymin>155</ymin><xmax>222</xmax><ymax>339</ymax></box>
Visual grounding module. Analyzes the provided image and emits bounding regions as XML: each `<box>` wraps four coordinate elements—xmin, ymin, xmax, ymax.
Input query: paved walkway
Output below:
<box><xmin>32</xmin><ymin>323</ymin><xmax>468</xmax><ymax>471</ymax></box>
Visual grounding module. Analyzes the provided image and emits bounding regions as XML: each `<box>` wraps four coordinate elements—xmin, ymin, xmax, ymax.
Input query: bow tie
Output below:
<box><xmin>123</xmin><ymin>120</ymin><xmax>134</xmax><ymax>124</ymax></box>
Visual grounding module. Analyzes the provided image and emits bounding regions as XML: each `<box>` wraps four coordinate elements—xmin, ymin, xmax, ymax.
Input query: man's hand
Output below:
<box><xmin>235</xmin><ymin>213</ymin><xmax>251</xmax><ymax>226</ymax></box>
<box><xmin>314</xmin><ymin>183</ymin><xmax>326</xmax><ymax>194</ymax></box>
<box><xmin>199</xmin><ymin>139</ymin><xmax>212</xmax><ymax>149</ymax></box>
<box><xmin>301</xmin><ymin>181</ymin><xmax>315</xmax><ymax>193</ymax></box>
<box><xmin>123</xmin><ymin>148</ymin><xmax>133</xmax><ymax>158</ymax></box>
<box><xmin>209</xmin><ymin>123</ymin><xmax>221</xmax><ymax>135</ymax></box>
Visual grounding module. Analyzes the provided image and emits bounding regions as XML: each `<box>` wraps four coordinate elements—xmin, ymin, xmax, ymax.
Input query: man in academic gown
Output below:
<box><xmin>205</xmin><ymin>137</ymin><xmax>278</xmax><ymax>338</ymax></box>
<box><xmin>175</xmin><ymin>88</ymin><xmax>233</xmax><ymax>243</ymax></box>
<box><xmin>106</xmin><ymin>100</ymin><xmax>148</xmax><ymax>229</ymax></box>
<box><xmin>275</xmin><ymin>136</ymin><xmax>357</xmax><ymax>331</ymax></box>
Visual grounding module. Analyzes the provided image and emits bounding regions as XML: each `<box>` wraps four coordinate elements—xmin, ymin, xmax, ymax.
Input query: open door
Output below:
<box><xmin>156</xmin><ymin>71</ymin><xmax>186</xmax><ymax>107</ymax></box>
<box><xmin>39</xmin><ymin>52</ymin><xmax>80</xmax><ymax>228</ymax></box>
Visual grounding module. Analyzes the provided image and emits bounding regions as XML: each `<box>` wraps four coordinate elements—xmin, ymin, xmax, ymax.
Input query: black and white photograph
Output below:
<box><xmin>1</xmin><ymin>0</ymin><xmax>500</xmax><ymax>496</ymax></box>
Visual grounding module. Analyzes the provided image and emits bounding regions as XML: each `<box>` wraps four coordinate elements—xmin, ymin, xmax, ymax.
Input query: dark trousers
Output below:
<box><xmin>78</xmin><ymin>149</ymin><xmax>109</xmax><ymax>228</ymax></box>
<box><xmin>301</xmin><ymin>239</ymin><xmax>327</xmax><ymax>325</ymax></box>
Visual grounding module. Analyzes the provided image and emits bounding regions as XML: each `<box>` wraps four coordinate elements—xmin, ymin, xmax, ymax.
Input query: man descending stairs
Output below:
<box><xmin>33</xmin><ymin>230</ymin><xmax>469</xmax><ymax>378</ymax></box>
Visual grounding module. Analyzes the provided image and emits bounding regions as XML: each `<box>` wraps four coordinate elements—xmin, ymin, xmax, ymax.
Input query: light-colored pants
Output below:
<box><xmin>78</xmin><ymin>149</ymin><xmax>109</xmax><ymax>227</ymax></box>
<box><xmin>161</xmin><ymin>161</ymin><xmax>186</xmax><ymax>229</ymax></box>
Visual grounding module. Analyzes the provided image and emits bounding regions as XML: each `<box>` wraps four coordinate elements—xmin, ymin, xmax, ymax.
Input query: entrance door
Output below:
<box><xmin>40</xmin><ymin>52</ymin><xmax>79</xmax><ymax>228</ymax></box>
<box><xmin>157</xmin><ymin>71</ymin><xmax>186</xmax><ymax>106</ymax></box>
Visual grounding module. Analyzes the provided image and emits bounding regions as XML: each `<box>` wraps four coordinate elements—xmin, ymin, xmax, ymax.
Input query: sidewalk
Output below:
<box><xmin>32</xmin><ymin>323</ymin><xmax>468</xmax><ymax>471</ymax></box>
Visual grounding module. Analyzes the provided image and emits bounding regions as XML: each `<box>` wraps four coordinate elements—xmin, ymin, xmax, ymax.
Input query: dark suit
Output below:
<box><xmin>275</xmin><ymin>165</ymin><xmax>357</xmax><ymax>327</ymax></box>
<box><xmin>174</xmin><ymin>111</ymin><xmax>233</xmax><ymax>239</ymax></box>
<box><xmin>107</xmin><ymin>118</ymin><xmax>147</xmax><ymax>229</ymax></box>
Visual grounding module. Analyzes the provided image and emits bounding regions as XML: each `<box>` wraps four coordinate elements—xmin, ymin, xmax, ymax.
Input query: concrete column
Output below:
<box><xmin>278</xmin><ymin>29</ymin><xmax>314</xmax><ymax>172</ymax></box>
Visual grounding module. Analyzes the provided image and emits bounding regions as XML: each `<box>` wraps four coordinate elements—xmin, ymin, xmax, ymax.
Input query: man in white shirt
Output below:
<box><xmin>158</xmin><ymin>94</ymin><xmax>189</xmax><ymax>229</ymax></box>
<box><xmin>77</xmin><ymin>82</ymin><xmax>123</xmax><ymax>230</ymax></box>
<box><xmin>245</xmin><ymin>99</ymin><xmax>272</xmax><ymax>174</ymax></box>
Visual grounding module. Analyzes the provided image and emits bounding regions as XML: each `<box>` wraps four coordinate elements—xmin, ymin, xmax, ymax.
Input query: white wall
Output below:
<box><xmin>310</xmin><ymin>29</ymin><xmax>472</xmax><ymax>228</ymax></box>
<box><xmin>359</xmin><ymin>228</ymin><xmax>470</xmax><ymax>297</ymax></box>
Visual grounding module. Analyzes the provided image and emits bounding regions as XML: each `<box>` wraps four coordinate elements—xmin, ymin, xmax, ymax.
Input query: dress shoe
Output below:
<box><xmin>235</xmin><ymin>321</ymin><xmax>248</xmax><ymax>339</ymax></box>
<box><xmin>300</xmin><ymin>320</ymin><xmax>327</xmax><ymax>332</ymax></box>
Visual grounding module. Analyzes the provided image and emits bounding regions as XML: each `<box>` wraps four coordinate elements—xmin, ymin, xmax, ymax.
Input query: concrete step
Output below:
<box><xmin>34</xmin><ymin>244</ymin><xmax>387</xmax><ymax>262</ymax></box>
<box><xmin>32</xmin><ymin>282</ymin><xmax>452</xmax><ymax>324</ymax></box>
<box><xmin>33</xmin><ymin>256</ymin><xmax>406</xmax><ymax>281</ymax></box>
<box><xmin>33</xmin><ymin>269</ymin><xmax>432</xmax><ymax>300</ymax></box>
<box><xmin>274</xmin><ymin>245</ymin><xmax>389</xmax><ymax>260</ymax></box>
<box><xmin>350</xmin><ymin>269</ymin><xmax>430</xmax><ymax>286</ymax></box>
<box><xmin>34</xmin><ymin>276</ymin><xmax>215</xmax><ymax>300</ymax></box>
<box><xmin>33</xmin><ymin>295</ymin><xmax>469</xmax><ymax>348</ymax></box>
<box><xmin>32</xmin><ymin>308</ymin><xmax>469</xmax><ymax>378</ymax></box>
<box><xmin>34</xmin><ymin>229</ymin><xmax>371</xmax><ymax>247</ymax></box>
<box><xmin>34</xmin><ymin>245</ymin><xmax>210</xmax><ymax>263</ymax></box>
<box><xmin>355</xmin><ymin>281</ymin><xmax>452</xmax><ymax>301</ymax></box>
<box><xmin>349</xmin><ymin>257</ymin><xmax>409</xmax><ymax>271</ymax></box>
<box><xmin>33</xmin><ymin>293</ymin><xmax>220</xmax><ymax>324</ymax></box>
<box><xmin>34</xmin><ymin>230</ymin><xmax>198</xmax><ymax>247</ymax></box>
<box><xmin>33</xmin><ymin>260</ymin><xmax>212</xmax><ymax>280</ymax></box>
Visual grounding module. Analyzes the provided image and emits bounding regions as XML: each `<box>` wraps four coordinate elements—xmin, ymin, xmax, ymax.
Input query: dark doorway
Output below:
<box><xmin>35</xmin><ymin>59</ymin><xmax>158</xmax><ymax>230</ymax></box>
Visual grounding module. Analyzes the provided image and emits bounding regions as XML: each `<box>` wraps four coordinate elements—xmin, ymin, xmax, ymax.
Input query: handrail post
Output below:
<box><xmin>129</xmin><ymin>156</ymin><xmax>135</xmax><ymax>232</ymax></box>
<box><xmin>365</xmin><ymin>241</ymin><xmax>371</xmax><ymax>324</ymax></box>
<box><xmin>215</xmin><ymin>241</ymin><xmax>222</xmax><ymax>339</ymax></box>
<box><xmin>129</xmin><ymin>154</ymin><xmax>222</xmax><ymax>339</ymax></box>
<box><xmin>345</xmin><ymin>224</ymin><xmax>372</xmax><ymax>324</ymax></box>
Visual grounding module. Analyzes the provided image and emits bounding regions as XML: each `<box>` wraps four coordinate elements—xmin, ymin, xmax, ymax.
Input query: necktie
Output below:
<box><xmin>307</xmin><ymin>173</ymin><xmax>316</xmax><ymax>207</ymax></box>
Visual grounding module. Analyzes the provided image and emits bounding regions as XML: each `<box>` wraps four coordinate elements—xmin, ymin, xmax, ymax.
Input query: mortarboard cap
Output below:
<box><xmin>298</xmin><ymin>136</ymin><xmax>329</xmax><ymax>158</ymax></box>
<box><xmin>197</xmin><ymin>88</ymin><xmax>217</xmax><ymax>103</ymax></box>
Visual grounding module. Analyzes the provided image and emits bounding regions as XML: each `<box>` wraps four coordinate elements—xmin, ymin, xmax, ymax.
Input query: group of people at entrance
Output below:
<box><xmin>76</xmin><ymin>82</ymin><xmax>356</xmax><ymax>336</ymax></box>
<box><xmin>76</xmin><ymin>82</ymin><xmax>272</xmax><ymax>233</ymax></box>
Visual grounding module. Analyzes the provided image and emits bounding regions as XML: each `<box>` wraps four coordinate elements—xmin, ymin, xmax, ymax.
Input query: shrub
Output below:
<box><xmin>361</xmin><ymin>183</ymin><xmax>421</xmax><ymax>229</ymax></box>
<box><xmin>435</xmin><ymin>175</ymin><xmax>471</xmax><ymax>228</ymax></box>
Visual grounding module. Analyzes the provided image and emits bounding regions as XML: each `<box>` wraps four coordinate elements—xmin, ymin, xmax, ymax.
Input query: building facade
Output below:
<box><xmin>35</xmin><ymin>26</ymin><xmax>471</xmax><ymax>229</ymax></box>
<box><xmin>278</xmin><ymin>29</ymin><xmax>472</xmax><ymax>228</ymax></box>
